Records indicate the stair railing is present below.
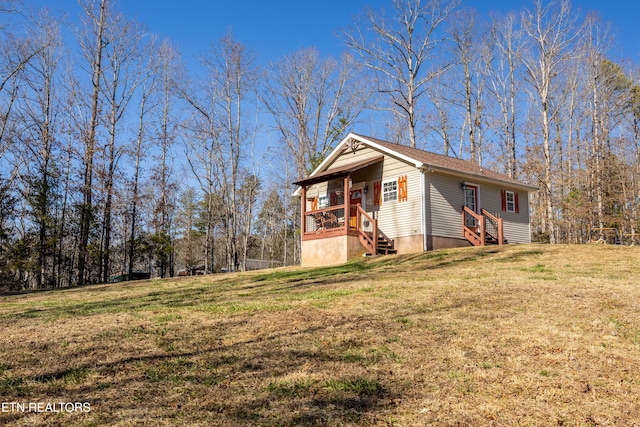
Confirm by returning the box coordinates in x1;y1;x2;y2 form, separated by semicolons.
462;206;485;246
462;206;505;246
481;209;504;245
355;204;377;254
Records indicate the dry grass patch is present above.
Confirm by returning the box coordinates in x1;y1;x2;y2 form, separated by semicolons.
1;244;640;426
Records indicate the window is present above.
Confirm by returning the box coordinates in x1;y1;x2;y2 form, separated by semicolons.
505;191;515;212
382;179;397;203
502;190;519;213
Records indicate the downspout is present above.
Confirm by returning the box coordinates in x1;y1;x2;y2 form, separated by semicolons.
527;192;532;244
420;165;431;251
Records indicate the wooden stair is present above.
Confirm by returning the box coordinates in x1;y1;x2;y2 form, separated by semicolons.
462;207;505;247
354;204;397;256
374;234;397;255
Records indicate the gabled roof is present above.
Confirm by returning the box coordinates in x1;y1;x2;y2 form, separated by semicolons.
354;134;537;191
296;133;537;192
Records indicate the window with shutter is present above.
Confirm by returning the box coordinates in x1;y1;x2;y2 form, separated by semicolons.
503;191;516;213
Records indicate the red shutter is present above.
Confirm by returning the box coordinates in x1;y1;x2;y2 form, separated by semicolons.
515;192;520;214
373;181;382;206
501;190;506;211
330;191;338;206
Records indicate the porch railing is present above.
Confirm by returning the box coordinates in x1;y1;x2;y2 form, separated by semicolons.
303;204;396;254
304;206;346;234
462;206;504;246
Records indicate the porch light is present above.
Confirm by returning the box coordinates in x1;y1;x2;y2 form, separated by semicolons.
461;182;467;191
363;185;369;194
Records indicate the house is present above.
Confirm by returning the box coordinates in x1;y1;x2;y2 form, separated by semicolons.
293;133;538;267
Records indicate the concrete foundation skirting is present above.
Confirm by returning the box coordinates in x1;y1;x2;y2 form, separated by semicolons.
301;235;367;267
393;234;425;254
302;233;470;267
426;235;470;251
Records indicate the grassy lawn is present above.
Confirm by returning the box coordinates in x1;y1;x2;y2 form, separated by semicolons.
1;244;640;426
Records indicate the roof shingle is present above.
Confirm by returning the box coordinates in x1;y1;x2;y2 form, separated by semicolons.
353;133;536;190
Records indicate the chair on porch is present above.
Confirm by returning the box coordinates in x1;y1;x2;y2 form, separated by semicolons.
313;211;340;231
313;213;325;232
323;211;339;229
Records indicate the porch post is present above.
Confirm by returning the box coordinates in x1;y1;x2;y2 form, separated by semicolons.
343;175;350;231
301;185;307;234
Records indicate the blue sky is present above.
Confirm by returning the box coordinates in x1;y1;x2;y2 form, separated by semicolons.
25;0;640;65
17;0;640;184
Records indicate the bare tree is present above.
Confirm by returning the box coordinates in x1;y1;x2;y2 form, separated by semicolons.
128;39;159;276
75;0;108;285
180;34;258;272
488;11;525;178
207;35;258;272
150;40;181;278
262;48;368;177
98;13;144;283
423;71;458;156
449;8;494;164
0;3;49;159
521;0;581;243
345;0;457;148
15;10;63;288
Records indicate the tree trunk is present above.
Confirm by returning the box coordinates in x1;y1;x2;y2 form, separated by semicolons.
78;0;107;286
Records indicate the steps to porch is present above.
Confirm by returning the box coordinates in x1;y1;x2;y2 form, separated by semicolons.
359;231;397;255
462;206;506;247
355;204;397;255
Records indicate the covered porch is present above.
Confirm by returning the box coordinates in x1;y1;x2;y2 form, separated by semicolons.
293;156;395;265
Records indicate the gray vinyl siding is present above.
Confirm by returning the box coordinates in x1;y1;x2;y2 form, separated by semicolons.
426;172;531;244
329;146;423;240
426;173;464;239
478;182;531;244
320;144;531;246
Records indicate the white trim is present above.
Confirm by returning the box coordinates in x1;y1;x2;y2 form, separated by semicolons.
421;169;427;251
527;192;532;244
382;177;398;204
505;190;516;213
463;182;481;212
354;134;425;168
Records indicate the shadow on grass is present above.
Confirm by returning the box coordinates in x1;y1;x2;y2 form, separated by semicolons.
4;312;399;426
1;286;221;320
251;259;369;285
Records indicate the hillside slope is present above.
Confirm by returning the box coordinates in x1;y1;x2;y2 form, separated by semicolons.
1;244;640;426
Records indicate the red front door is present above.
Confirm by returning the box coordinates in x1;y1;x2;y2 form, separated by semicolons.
349;189;362;228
